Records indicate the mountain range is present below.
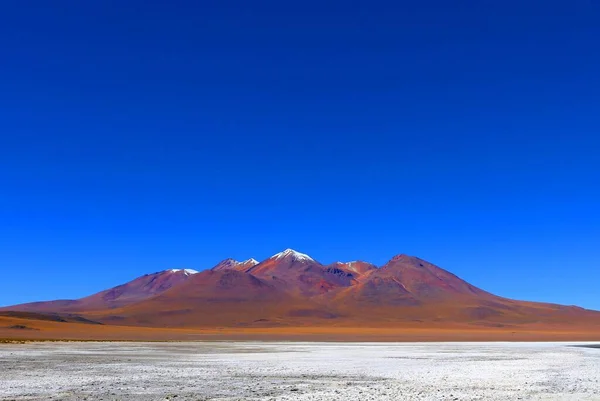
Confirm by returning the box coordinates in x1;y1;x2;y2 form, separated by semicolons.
3;249;599;330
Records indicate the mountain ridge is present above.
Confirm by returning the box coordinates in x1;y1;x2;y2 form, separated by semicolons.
3;249;599;329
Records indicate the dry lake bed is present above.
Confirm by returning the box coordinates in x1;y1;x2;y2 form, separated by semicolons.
1;341;600;400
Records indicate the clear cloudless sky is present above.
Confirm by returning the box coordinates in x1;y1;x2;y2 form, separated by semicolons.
1;1;599;308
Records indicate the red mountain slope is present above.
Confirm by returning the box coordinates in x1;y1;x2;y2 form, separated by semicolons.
332;254;597;325
2;269;198;313
373;254;489;300
96;269;312;327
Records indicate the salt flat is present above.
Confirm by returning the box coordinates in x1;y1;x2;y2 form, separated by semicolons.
1;342;599;400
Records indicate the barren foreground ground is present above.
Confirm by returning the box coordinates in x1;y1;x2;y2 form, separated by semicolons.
1;342;599;400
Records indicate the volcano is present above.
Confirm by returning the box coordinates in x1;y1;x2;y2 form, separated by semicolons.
3;249;599;331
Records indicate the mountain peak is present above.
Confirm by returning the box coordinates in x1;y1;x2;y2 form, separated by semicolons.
270;248;315;262
242;258;259;266
212;258;259;271
166;269;199;276
211;258;240;271
382;254;426;270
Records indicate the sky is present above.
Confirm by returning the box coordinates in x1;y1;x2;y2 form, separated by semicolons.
1;1;599;309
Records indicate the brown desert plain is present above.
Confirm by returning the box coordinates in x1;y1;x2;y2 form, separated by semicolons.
2;249;600;342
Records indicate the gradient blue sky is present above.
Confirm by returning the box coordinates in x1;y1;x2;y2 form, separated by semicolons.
1;1;599;308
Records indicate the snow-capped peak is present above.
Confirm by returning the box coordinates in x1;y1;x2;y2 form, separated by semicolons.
242;258;259;266
167;268;199;276
270;248;315;262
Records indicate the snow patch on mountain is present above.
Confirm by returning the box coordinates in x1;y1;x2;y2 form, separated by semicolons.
167;269;199;276
270;249;315;262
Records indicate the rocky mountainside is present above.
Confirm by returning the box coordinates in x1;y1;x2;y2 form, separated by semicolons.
4;249;599;328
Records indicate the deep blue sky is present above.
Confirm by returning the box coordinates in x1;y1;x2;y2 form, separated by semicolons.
1;1;599;308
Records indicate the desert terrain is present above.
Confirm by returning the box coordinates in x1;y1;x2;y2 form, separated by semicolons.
2;341;600;400
3;312;600;343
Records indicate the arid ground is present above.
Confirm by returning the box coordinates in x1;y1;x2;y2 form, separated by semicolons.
3;314;600;342
2;341;600;400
